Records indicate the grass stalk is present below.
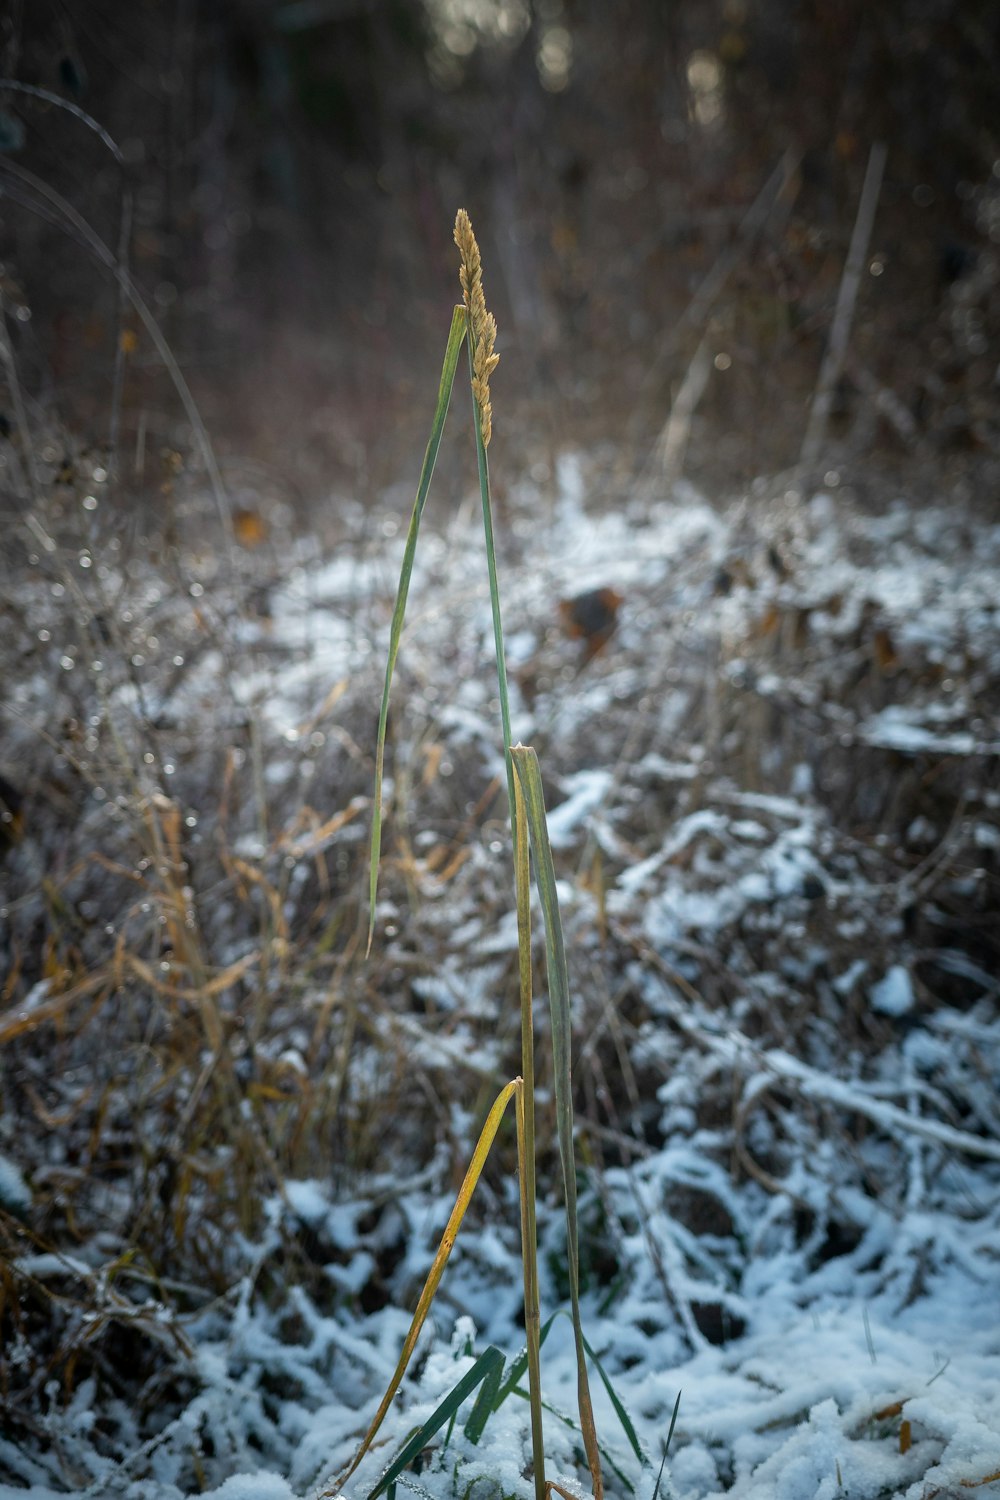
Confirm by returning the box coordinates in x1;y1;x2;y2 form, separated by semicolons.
355;210;605;1497
514;770;546;1498
0;288;40;502
512;743;603;1499
453;207;517;848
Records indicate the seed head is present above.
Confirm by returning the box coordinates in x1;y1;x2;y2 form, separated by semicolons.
454;208;499;446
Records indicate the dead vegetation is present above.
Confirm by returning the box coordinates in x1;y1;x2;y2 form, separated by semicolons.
1;417;998;1491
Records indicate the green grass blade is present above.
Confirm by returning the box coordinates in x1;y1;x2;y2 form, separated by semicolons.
366;1346;505;1499
506;1306;648;1472
664;1389;681;1455
493;1313;557;1408
511;743;603;1499
579;1330;646;1468
367;303;468;955
462;1344;506;1445
466;332;517;849
651;1391;682;1500
501;1307;647;1471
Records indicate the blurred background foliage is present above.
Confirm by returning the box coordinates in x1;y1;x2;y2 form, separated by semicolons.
1;0;998;506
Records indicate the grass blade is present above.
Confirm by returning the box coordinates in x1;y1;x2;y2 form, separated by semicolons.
367;303;468;954
579;1330;646;1468
664;1389;681;1456
511;743;603;1499
325;1078;520;1495
462;1344;507;1445
493;1313;558;1409
366;1345;505;1498
651;1391;682;1500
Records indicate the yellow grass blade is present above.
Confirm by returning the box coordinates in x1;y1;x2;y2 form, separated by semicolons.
325;1077;521;1495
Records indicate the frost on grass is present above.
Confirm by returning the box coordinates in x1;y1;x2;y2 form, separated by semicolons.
1;463;998;1498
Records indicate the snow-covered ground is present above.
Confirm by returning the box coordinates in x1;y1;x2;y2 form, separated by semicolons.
2;456;998;1499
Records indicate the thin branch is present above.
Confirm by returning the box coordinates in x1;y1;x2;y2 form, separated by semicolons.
800;141;888;469
0;158;231;534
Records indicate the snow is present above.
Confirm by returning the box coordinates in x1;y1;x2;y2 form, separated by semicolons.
285;1179;334;1225
861;708;980;756
545;768;614;847
201;1478;296;1500
3;459;999;1500
870;965;915;1017
0;1151;30;1214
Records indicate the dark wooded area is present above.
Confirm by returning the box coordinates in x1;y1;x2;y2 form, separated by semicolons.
2;0;998;506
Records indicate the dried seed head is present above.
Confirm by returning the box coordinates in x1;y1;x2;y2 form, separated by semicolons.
454;208;499;446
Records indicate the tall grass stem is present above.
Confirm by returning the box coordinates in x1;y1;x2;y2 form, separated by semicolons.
512;743;603;1498
514;771;546;1497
